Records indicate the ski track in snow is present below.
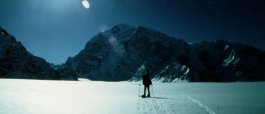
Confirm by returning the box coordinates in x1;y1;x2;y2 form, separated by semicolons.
154;88;171;114
138;85;216;114
184;95;216;114
138;85;172;114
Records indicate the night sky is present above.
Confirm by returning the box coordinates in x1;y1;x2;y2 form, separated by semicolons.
0;0;264;64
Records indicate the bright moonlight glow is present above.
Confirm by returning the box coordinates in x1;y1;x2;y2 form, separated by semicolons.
82;0;90;9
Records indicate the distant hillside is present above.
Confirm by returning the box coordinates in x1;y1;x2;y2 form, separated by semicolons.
0;27;77;80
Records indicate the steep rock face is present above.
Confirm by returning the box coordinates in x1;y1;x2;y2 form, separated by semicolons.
64;24;190;81
228;43;265;81
186;40;265;82
64;24;136;81
64;24;265;82
0;27;63;80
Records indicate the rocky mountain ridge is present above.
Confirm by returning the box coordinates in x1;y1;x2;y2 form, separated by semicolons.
63;24;265;82
1;24;264;82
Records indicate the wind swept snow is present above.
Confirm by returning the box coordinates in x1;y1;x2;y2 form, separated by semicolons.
0;79;265;114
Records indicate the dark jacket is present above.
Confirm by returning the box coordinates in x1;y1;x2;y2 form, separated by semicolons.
143;73;152;86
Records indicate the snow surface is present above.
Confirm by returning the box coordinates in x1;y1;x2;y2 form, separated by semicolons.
0;79;265;114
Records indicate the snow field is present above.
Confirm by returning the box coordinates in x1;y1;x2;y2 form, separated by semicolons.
0;79;265;114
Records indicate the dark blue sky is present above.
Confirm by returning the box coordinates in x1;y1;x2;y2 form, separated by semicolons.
0;0;264;64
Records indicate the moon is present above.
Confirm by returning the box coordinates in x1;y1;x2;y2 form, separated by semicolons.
82;0;90;9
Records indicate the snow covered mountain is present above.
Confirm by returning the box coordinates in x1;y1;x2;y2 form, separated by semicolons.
63;24;265;82
0;27;76;80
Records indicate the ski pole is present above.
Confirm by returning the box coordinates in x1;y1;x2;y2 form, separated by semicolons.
151;84;154;97
134;83;141;97
138;83;141;97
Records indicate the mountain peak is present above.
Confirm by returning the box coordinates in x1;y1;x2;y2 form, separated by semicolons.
0;27;16;42
0;27;76;80
110;24;135;34
0;27;8;37
112;24;134;29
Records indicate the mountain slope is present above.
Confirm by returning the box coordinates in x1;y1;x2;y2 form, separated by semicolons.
63;24;265;82
0;27;76;80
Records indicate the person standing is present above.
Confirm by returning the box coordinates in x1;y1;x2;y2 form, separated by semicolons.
142;69;152;98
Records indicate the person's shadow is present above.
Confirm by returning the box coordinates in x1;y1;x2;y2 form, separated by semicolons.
149;97;173;99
